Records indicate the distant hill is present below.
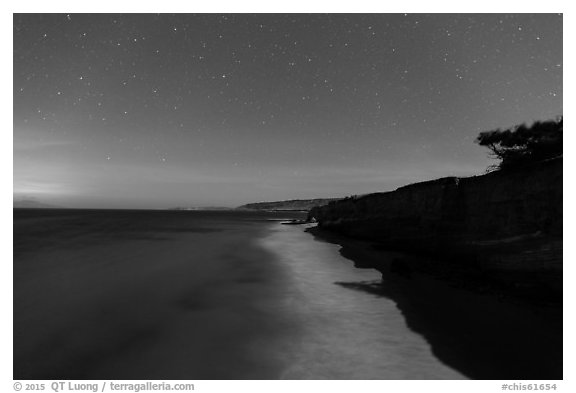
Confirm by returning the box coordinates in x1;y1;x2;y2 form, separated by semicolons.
169;206;233;211
13;199;58;209
237;198;339;212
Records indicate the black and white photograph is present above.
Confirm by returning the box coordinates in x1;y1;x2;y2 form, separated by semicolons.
11;5;564;386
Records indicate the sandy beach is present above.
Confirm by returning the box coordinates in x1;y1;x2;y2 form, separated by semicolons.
14;209;560;379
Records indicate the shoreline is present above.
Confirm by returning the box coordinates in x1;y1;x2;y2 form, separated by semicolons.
307;225;562;305
260;222;466;379
307;158;562;296
14;209;562;380
305;225;562;379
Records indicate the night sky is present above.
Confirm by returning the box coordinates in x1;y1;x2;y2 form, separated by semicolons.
13;14;563;208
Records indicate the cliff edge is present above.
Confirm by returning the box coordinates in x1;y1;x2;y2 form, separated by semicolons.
308;158;562;294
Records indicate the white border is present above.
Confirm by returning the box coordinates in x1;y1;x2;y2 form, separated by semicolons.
4;2;571;392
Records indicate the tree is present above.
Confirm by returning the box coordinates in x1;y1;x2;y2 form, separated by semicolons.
475;116;562;170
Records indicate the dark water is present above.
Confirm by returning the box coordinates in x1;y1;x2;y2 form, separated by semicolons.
13;209;560;379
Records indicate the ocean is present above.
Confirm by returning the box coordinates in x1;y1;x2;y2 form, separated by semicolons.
13;209;560;379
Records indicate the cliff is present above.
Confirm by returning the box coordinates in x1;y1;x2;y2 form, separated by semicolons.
238;198;339;212
308;158;562;290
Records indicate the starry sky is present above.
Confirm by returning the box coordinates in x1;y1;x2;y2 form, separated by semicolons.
13;14;562;209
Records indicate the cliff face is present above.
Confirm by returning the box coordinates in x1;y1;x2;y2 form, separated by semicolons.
309;158;562;274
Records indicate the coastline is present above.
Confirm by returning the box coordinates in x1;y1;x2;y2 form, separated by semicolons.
13;209;562;379
259;222;465;379
305;225;562;379
307;158;562;306
308;158;562;273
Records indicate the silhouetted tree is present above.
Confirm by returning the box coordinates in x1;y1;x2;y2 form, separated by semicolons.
476;116;562;170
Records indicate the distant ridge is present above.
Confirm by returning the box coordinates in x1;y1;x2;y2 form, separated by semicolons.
237;198;339;212
13;199;59;209
169;206;233;211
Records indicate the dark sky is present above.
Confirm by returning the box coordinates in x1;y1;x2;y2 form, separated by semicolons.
13;14;562;208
